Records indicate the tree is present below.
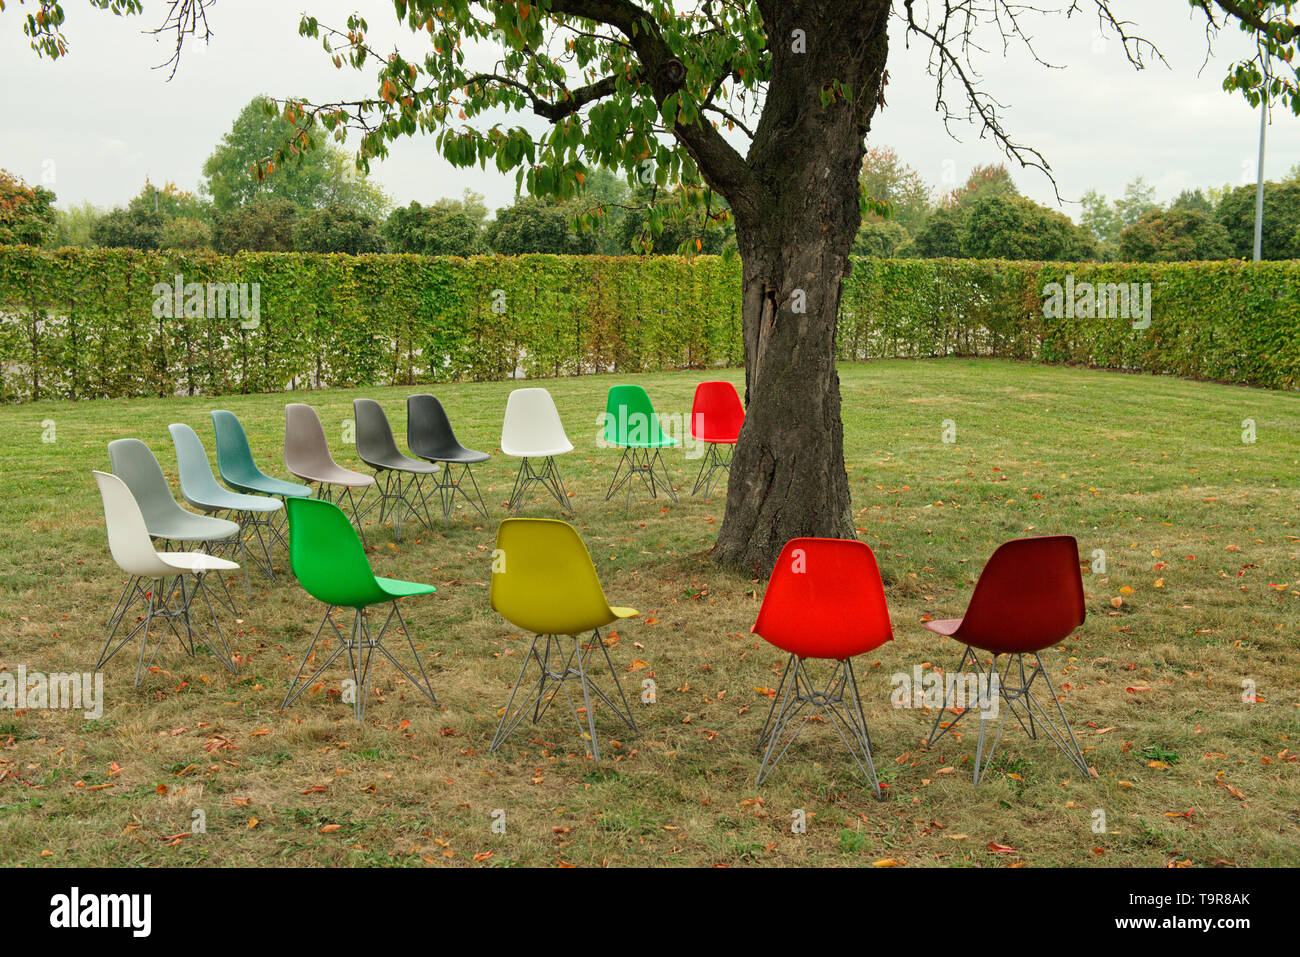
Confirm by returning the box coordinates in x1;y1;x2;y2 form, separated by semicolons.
1170;188;1214;215
852;219;910;257
615;183;734;254
486;197;597;255
962;194;1096;261
17;2;1300;574
213;199;299;253
906;206;966;258
201;96;389;217
0;169;57;246
385;200;485;255
54;200;101;247
1118;208;1232;261
90;206;164;250
944;163;1018;209
1213;180;1300;259
1080;189;1124;246
294;204;386;254
859;147;930;234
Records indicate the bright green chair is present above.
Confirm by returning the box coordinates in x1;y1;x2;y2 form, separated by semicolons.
281;497;438;721
603;384;678;506
489;518;638;759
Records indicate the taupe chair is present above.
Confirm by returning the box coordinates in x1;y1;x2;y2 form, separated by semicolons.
283;403;375;546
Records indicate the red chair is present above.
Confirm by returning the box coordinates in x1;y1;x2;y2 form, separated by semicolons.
688;381;744;496
923;535;1090;783
751;538;893;795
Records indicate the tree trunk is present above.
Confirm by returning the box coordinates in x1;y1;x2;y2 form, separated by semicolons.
712;2;890;576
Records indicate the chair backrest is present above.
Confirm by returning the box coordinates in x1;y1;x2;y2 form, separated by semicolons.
690;381;744;443
501;388;570;456
953;535;1086;653
211;409;263;486
604;384;667;447
407;393;459;460
490;519;617;635
284;403;338;476
92;470;171;577
169;423;226;506
286;497;386;608
353;398;402;466
107;438;187;533
752;538;893;660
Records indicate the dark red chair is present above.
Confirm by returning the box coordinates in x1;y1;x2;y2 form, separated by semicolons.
751;538;893;796
923;535;1090;783
688;381;744;496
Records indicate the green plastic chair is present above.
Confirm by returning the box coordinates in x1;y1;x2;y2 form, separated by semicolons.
489;518;638;759
603;385;678;506
281;497;438;721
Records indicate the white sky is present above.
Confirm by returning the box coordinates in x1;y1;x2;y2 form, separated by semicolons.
1;1;1296;221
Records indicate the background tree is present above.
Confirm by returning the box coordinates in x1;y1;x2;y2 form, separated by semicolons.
201;95;389;217
615;183;734;254
486;197;597;256
1213;180;1300;259
853;219;910;257
1118;208;1232;261
294;204;386;254
962;194;1095;260
213;199;299;253
53;200;101;247
90;205;163;250
858;146;931;235
17;1;1300;574
385;200;485;255
0;169;57;246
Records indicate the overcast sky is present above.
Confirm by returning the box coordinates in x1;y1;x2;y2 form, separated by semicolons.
2;1;1297;222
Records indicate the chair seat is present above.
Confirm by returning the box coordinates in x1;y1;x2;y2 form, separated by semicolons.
362;451;441;474
375;576;438;600
923;618;964;637
610;606;638;619
150;512;241;543
501;438;574;458
695;433;738;445
290;464;376;487
415;445;490;465
188;487;283;514
230;473;312;498
618;435;678;449
159;551;240;574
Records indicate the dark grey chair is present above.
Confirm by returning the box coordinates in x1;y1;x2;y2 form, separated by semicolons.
407;393;490;520
353;398;438;540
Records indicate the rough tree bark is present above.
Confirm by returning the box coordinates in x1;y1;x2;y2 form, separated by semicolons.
711;1;891;576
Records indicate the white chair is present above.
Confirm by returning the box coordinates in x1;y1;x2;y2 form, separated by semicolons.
93;470;240;686
501;388;574;513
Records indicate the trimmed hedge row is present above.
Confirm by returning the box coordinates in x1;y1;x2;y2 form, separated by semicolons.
2;247;1297;401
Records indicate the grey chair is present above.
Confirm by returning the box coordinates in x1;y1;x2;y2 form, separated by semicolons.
170;423;282;592
352;398;438;541
283;403;375;546
107;437;242;625
407;394;491;520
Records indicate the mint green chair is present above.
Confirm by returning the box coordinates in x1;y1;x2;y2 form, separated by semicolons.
280;497;438;721
603;384;678;506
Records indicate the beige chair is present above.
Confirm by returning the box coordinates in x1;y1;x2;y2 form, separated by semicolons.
284;403;376;546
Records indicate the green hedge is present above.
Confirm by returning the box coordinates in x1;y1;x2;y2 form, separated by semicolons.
2;247;1297;401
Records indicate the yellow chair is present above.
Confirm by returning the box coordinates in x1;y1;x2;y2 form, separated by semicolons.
489;518;639;759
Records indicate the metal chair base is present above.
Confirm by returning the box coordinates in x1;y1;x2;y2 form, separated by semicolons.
605;447;678;507
313;483;372;548
690;442;732;496
358;470;434;542
756;654;882;798
433;461;490;521
507;456;572;514
98;574;238;686
925;646;1090;783
490;629;636;760
280;601;438;722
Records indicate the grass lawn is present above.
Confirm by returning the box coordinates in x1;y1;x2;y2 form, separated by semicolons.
1;357;1298;868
